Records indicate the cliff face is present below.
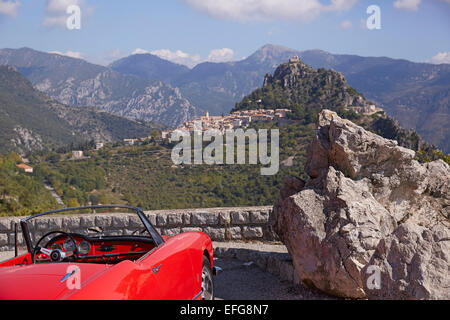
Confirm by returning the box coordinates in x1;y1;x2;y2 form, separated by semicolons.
273;110;449;299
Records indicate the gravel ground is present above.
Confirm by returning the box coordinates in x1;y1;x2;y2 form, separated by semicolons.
214;257;334;300
213;241;288;253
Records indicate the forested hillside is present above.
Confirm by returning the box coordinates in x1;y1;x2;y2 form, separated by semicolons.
0;153;57;216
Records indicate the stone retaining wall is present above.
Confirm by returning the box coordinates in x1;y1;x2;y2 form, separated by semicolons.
0;206;276;251
213;245;298;285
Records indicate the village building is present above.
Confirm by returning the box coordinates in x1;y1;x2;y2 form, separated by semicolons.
16;163;33;173
274;108;291;118
72;151;84;159
169;108;291;136
123;139;139;146
139;136;152;142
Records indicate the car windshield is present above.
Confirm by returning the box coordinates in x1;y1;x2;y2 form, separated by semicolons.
19;205;163;264
24;206;150;248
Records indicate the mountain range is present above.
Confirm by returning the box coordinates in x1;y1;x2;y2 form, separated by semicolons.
1;50;447;216
0;44;448;152
111;44;450;153
0;65;163;154
0;48;200;127
25;57;448;215
110;44;301;117
235;58;436;156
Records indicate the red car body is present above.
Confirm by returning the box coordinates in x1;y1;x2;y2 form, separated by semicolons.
0;205;215;300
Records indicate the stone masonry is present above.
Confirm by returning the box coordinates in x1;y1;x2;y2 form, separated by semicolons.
0;206;276;252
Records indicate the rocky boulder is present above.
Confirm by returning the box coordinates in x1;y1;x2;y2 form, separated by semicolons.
273;110;449;299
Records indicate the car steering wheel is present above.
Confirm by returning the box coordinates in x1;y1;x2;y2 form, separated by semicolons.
32;231;79;264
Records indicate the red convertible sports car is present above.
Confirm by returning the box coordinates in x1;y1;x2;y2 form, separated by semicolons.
0;205;219;300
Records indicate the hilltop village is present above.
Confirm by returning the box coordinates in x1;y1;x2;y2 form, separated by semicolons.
161;108;291;139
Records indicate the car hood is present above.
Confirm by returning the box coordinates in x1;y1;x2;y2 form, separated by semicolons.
0;263;109;300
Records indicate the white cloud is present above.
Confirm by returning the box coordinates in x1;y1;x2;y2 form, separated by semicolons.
0;0;20;17
182;0;358;22
149;49;203;68
394;0;450;10
207;48;235;63
133;48;236;68
132;48;151;55
46;0;82;12
340;20;352;29
393;0;421;11
49;50;84;59
428;52;450;64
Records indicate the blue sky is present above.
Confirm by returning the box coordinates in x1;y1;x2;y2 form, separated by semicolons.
0;0;449;67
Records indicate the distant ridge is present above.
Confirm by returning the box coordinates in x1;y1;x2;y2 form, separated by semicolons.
0;47;201;127
109;44;450;152
0;65;163;154
234;57;443;159
109;53;189;84
2;45;447;151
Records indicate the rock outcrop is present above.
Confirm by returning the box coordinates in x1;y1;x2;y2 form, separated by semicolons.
273;110;449;299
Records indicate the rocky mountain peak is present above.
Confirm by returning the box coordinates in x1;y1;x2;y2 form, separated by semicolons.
263;57;316;87
273;110;449;299
236;57;371;115
247;44;301;67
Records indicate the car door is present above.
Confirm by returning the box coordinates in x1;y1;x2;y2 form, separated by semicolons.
138;234;200;300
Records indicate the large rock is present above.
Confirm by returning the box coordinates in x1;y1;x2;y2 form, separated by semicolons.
274;110;449;299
